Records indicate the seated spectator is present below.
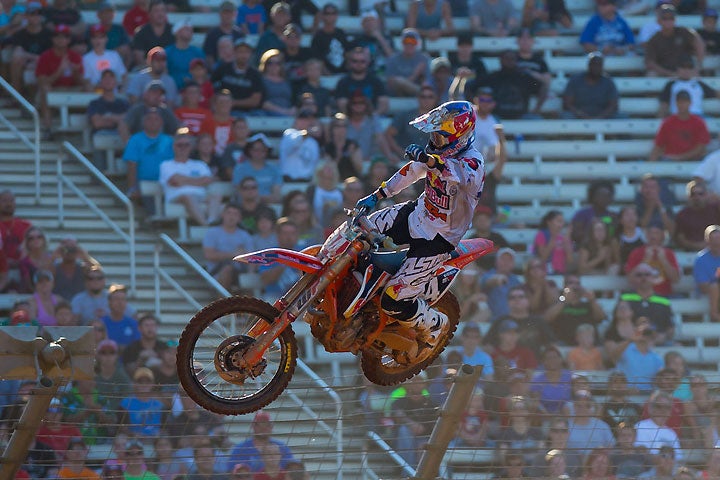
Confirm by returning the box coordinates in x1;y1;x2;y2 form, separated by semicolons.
87;70;130;170
451;262;490;323
675;182;720;251
159;128;218;226
202;203;253;291
307;161;343;226
384;29;430;97
165;19;203;90
151;435;185;480
480;248;522;321
567;323;604;371
579;218;619;274
71;266;135;324
623;261;675;341
612;315;664;393
42;0;85;38
562;52;621;120
102;284;140;348
474;50;543;119
123;440;161;480
699;445;720;477
199;89;235;156
614;205;645;268
122;0;149;39
645;4;705;76
258;49;295;117
94;339;132;412
93;2;131;66
309;3;347;74
229;178;272;235
570;180;617;246
83;24;126;90
599;371;643;431
121;313;166;375
346;92;393;163
346;11;394;77
335;46;389;115
6;2;51;94
259;218;302;301
489;319;538;372
405;0;454;40
123;107;175;204
698;8;720;54
427;56;454;103
324;113;363;180
194;133;228;183
283;191;323;249
609;422;648;478
279;109;323;182
251;208;279;251
528;419;582;477
18;226;54;293
118;368;164;437
469;87;500;163
57;437;98;480
635;173;675;233
131;0;173;66
582;448;617;480
494;452;526;479
664;351;692;400
236;0;265;35
54;301;77;326
220;116;251;168
35;25;85;135
521;256;557;317
567;390;616;455
281;23;312;89
119;80;180;143
580;0;635;55
495;395;544;465
226;411;297;473
531;210;573;274
470;0;520;36
528;345;571;414
151;340;179;399
389;374;436;467
544;449;573;478
0;189;32;291
200;2;242;67
521;0;572;35
127;46;179;107
27;270;63;326
36;398;83;454
453;322;494;376
232;133;283;204
641;368;691;440
340;177;366;212
694;224;720;294
61;379;115;444
649;90;710;162
625;225;680;297
211;38;263;115
659;58;717;118
515;29;552;108
296;59;333;117
638;444;678;478
254;2;291;64
174;81;213;135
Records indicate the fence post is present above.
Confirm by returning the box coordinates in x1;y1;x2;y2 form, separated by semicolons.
413;364;483;480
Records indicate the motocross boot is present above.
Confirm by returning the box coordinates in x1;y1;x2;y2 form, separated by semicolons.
401;298;448;348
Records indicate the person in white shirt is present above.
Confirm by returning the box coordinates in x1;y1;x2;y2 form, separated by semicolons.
693;149;720;196
636;1;665;45
83;24;126;90
279;109;322;182
634;391;683;462
472;86;500;161
159;128;217;225
658;56;718;117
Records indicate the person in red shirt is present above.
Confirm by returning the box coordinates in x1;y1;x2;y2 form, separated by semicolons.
35;24;85;132
200;89;235;155
36;400;83;454
188;58;214;109
174;81;212;135
489;319;538;372
0;189;33;291
625;223;681;296
122;0;149;38
649;89;710;162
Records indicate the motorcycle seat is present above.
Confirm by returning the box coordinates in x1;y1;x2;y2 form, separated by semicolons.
370;249;408;275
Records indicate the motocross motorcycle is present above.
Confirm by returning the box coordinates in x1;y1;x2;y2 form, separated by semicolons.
177;209;495;415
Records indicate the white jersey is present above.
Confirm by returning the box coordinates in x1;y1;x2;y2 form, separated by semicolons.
381;145;485;245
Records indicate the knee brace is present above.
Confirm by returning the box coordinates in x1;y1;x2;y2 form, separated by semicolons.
380;293;418;321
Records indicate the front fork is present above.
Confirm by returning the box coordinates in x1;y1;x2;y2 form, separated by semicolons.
236;241;365;369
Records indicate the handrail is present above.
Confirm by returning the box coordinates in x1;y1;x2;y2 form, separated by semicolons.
59;142;136;294
0;76;41;204
155;233;345;480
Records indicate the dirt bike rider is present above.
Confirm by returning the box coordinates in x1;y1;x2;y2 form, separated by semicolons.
355;100;485;348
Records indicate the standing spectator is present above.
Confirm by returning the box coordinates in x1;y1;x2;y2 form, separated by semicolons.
159;129;217;226
612;315;664;392
562;52;620;119
529;345;572;414
475;50;544;119
226;411;297;473
101;284;140;348
566;390;616;456
613;205;645;268
123;108;175;203
635;173;675;233
165;19;204;90
645;3;705;76
578;218;619;274
384;29;430;97
481;247;522;320
674;181;720;251
469;0;520;36
310;3;348;74
698;8;720;54
82;24;127;90
658;57;717;117
232;133;283;203
27;270;62;326
122;440;161;479
405;0;454;40
94;2;131;66
579;0;635;55
127;47;179;107
531;210;573;274
258;49;295;116
634;392;683;460
650;90;710;162
35;24;85;135
53;236;98;302
625;224;680;296
131;0;174;66
211;39;264;115
521;0;572;35
335;46;389;115
121;313;166;375
120;80;180;142
6;2;52;94
570;180;617;246
693;224;720;294
122;0;149;39
598;371;643;431
202;203;254;291
202;1;243;67
279;110;322;182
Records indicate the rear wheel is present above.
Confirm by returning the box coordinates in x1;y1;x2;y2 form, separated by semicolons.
176;296;297;415
360;293;460;386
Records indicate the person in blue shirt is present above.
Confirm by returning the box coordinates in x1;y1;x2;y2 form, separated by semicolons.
454;321;494;378
231;133;283;204
101;284;140;348
480;247;522;321
225;411;297;473
611;317;663;393
579;0;635;55
165;19;204;89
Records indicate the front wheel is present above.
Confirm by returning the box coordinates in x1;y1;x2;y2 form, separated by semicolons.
176;296;297;415
360;292;460;386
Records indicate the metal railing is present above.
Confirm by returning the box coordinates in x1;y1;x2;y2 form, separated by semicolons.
154;233;345;479
0;76;41;204
58;142;136;294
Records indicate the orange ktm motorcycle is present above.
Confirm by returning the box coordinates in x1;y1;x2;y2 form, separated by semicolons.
177;209;494;415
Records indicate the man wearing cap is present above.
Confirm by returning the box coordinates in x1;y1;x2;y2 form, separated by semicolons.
43;0;86;38
279;109;322;182
35;24;85;132
335;46;389;115
562;52;620;119
645;4;705;76
383;28;430;97
255;2;291;64
649;89;709;162
6;2;52;92
566;390;616;456
658;57;718;117
621;261;675;341
83;24;127;89
174;80;212;134
480;246;522;320
210;39;264;113
346;10;394;75
310;3;348;74
120;79;180;142
131;0;173;66
202;0;244;67
488;318;538;371
579;0;635;55
166;19;204;89
127;46;179;107
122;440;161;480
226;411;297;473
611;315;664;392
95;2;130;63
699;8;720;54
282;23;312;86
232;133;283;203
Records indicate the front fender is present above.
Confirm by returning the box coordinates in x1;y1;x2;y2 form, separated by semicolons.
234;248;323;274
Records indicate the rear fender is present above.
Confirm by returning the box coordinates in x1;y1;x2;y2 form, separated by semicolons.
446;238;496;269
234;248;323;274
